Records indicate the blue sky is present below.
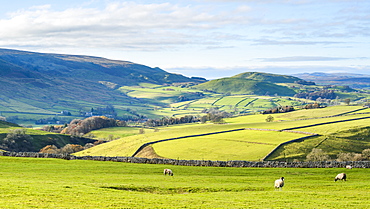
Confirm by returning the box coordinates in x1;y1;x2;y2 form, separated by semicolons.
0;0;369;79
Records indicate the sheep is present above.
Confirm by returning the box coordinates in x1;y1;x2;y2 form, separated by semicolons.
334;173;346;182
346;165;352;169
274;177;284;190
163;168;173;176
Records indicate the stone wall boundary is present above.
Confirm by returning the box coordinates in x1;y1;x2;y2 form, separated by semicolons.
1;151;369;168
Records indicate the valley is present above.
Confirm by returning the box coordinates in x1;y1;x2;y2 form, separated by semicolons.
1;48;370;163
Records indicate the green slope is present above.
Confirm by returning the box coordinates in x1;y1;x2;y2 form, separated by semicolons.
0;48;205;124
232;71;303;83
0;121;94;152
194;77;296;96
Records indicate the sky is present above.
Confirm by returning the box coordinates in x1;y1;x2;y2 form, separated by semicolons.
0;0;369;79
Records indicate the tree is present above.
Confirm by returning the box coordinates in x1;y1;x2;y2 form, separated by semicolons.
362;149;370;160
39;145;59;154
265;115;274;122
59;144;84;154
200;115;208;124
344;98;351;105
306;148;330;161
61;116;122;135
139;128;145;134
1;129;33;151
336;152;356;161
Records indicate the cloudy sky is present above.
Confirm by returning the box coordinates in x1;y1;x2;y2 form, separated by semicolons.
0;0;369;79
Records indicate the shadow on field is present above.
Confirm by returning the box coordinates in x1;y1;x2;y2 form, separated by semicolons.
102;185;266;194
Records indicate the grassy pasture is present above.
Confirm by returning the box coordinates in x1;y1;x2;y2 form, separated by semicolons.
152;130;302;161
77;105;370;161
276;105;364;121
0;98;57;114
0;156;369;209
88;127;155;140
76;123;253;157
269;124;370;161
213;96;247;106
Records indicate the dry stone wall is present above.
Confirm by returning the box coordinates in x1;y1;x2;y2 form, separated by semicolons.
1;151;369;168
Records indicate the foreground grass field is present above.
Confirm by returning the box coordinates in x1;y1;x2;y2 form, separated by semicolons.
0;156;369;209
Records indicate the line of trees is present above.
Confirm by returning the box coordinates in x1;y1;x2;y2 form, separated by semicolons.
144;109;233;127
262;106;295;114
294;90;336;100
0;129;33;152
305;148;370;162
145;115;198;127
59;116;127;136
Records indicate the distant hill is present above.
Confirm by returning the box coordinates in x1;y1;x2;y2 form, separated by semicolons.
194;73;297;96
233;72;303;83
0;120;21;129
0;48;199;85
294;72;370;89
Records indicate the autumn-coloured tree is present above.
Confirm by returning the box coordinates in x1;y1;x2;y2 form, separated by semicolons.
59;144;84;154
61;116;123;136
39;145;59;154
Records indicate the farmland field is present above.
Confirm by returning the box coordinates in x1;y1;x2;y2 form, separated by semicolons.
0;156;369;209
77;105;370;161
152;130;302;161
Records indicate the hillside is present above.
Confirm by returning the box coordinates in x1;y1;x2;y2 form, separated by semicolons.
194;77;297;96
233;72;303;83
0;48;205;124
0;120;94;152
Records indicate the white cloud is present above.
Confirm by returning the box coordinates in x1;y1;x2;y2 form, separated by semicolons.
0;2;252;51
259;56;350;62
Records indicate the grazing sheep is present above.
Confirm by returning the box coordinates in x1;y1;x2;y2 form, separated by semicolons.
346;165;352;169
334;173;346;181
163;169;173;176
274;177;284;190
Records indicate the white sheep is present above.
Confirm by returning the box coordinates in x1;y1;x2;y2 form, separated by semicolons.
274;177;284;190
163;168;173;176
346;165;352;169
334;173;346;182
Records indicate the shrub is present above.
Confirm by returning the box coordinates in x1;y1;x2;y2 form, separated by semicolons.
62;116;122;135
60;144;84;154
39;145;59;154
336;152;356;161
265;115;274;122
306;148;330;162
1;129;33;152
362;149;370;160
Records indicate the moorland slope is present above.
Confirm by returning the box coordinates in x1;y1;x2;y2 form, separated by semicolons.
0;48;204;118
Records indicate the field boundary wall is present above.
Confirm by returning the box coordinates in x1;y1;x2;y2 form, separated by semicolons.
1;151;369;168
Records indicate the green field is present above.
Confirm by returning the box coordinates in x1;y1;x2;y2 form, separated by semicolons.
0;156;369;209
87;127;154;140
75;105;370;161
152;130;302;161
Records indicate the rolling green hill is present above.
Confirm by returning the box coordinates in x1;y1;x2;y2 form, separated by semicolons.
233;71;303;83
194;77;297;96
